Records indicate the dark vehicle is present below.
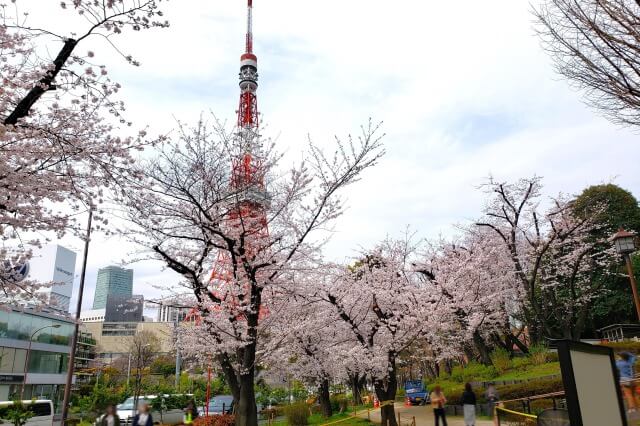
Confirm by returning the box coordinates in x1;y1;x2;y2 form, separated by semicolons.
199;395;234;416
404;380;429;405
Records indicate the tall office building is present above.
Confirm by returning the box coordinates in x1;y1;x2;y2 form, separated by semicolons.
28;244;77;313
92;266;133;310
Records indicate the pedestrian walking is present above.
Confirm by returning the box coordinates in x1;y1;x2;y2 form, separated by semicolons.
132;403;154;426
616;351;637;413
484;383;499;416
429;385;447;426
461;383;476;426
96;405;120;426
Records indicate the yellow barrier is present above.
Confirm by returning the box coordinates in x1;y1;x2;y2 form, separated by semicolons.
496;407;537;419
495;406;537;425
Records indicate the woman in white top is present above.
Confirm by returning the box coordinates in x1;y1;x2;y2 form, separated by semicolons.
132;403;153;426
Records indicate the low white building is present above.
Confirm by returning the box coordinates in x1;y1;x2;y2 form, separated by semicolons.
79;309;106;323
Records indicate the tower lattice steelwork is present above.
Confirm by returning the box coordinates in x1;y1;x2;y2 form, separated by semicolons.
208;0;270;307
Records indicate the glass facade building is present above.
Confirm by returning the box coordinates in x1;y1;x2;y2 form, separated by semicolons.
0;308;74;410
92;266;134;310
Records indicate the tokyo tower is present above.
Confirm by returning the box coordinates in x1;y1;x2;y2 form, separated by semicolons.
209;0;270;309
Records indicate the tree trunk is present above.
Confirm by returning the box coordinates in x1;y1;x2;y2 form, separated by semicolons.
380;403;397;426
235;371;258;426
374;353;398;426
506;332;530;354
473;330;493;365
318;379;332;418
349;373;365;406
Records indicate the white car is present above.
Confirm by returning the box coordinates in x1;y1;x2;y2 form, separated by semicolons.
0;400;54;426
116;395;185;425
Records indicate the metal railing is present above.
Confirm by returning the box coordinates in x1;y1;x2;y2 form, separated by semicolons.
494;391;566;425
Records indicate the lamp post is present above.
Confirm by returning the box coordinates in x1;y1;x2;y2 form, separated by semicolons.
61;209;93;425
612;228;640;321
21;324;61;400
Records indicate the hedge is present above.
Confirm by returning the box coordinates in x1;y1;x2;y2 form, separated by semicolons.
445;378;563;406
599;341;640;353
193;415;235;426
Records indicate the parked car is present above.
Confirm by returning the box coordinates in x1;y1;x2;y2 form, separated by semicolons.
0;400;53;426
198;395;234;416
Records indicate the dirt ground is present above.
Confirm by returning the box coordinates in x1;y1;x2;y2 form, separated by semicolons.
357;403;494;426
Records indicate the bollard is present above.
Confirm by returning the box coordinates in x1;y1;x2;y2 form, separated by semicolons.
367;408;370;421
397;412;401;426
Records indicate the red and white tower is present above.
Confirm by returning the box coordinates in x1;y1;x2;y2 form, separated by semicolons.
209;0;269;305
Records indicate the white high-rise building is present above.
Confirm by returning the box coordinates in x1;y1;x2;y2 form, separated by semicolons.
157;303;189;323
28;245;77;313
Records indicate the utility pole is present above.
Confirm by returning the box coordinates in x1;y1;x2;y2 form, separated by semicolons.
61;209;92;424
174;320;181;389
127;352;132;387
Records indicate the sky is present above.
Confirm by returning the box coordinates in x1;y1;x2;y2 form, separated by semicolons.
21;1;640;314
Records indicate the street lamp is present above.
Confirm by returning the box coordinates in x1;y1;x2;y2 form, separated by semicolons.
21;324;61;400
612;228;640;321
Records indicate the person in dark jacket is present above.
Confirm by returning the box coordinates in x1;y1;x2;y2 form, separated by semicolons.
461;383;476;426
132;403;153;426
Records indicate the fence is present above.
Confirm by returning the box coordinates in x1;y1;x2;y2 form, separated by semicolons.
495;390;567;425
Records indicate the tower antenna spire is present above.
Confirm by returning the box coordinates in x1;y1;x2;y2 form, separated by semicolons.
246;0;253;54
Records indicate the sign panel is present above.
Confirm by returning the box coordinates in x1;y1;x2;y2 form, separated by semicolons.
0;375;24;383
557;340;627;426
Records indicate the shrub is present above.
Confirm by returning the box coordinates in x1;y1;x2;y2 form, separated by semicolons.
528;344;549;366
445;378;563;406
6;401;34;426
193;414;235;426
461;362;498;382
497;378;563;402
284;402;310;426
329;394;349;413
490;348;511;375
511;357;532;370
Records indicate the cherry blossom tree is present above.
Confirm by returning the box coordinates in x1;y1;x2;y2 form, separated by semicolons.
475;176;618;342
416;229;520;364
0;0;168;302
262;293;344;418
122;118;384;426
316;238;432;426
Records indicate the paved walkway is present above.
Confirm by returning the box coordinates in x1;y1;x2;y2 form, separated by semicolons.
358;403;493;426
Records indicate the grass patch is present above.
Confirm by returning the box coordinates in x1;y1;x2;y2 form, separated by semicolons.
493;362;560;381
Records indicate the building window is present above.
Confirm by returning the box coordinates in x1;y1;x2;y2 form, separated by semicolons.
0;311;73;346
28;351;68;374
